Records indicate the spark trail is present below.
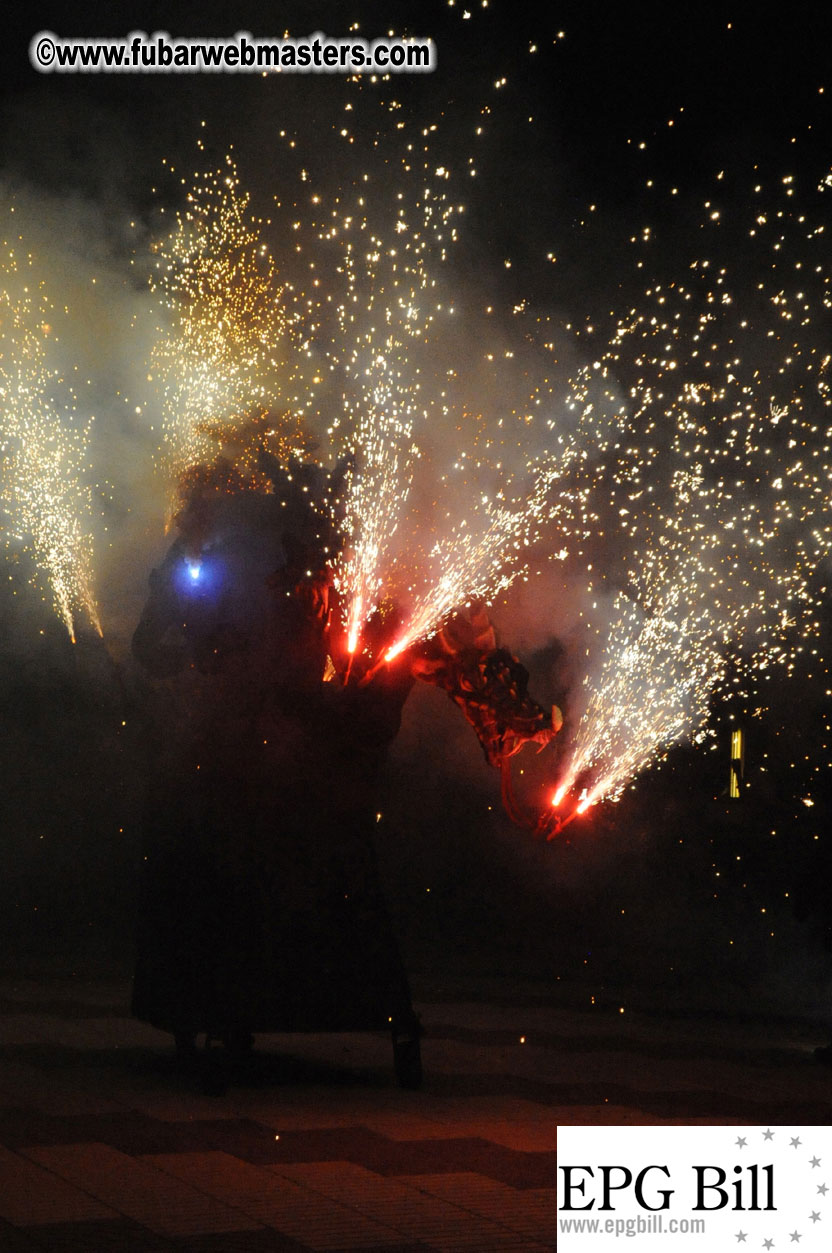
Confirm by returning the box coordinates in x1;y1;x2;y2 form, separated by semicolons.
277;79;624;660
0;248;101;642
312;123;464;653
552;165;832;813
150;150;302;511
148;107;832;823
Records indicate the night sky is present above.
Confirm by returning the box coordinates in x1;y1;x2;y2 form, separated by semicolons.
2;2;832;1023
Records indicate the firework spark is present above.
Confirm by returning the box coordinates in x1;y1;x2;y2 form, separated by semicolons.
552;164;832;813
323;154;462;653
150;150;303;510
147;100;832;826
0;248;101;642
275;81;626;662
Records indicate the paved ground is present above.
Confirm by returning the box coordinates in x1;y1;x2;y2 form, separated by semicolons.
0;973;830;1252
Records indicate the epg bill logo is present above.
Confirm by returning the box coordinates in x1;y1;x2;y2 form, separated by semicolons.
557;1126;830;1250
561;1161;774;1212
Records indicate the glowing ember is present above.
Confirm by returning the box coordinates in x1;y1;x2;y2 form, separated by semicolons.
346;594;363;655
384;637;408;663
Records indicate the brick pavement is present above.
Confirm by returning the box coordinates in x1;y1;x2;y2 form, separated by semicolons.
0;976;829;1251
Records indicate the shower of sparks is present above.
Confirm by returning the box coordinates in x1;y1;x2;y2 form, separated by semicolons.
0;249;101;642
276;77;623;660
151;77;621;665
384;413;614;661
310;118;464;653
150;149;303;510
553;528;727;812
335;325;424;655
552;164;832;813
145;75;832;817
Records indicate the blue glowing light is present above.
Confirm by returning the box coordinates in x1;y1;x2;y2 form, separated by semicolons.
176;554;219;596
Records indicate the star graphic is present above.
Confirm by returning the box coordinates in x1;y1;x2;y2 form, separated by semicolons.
736;1136;748;1149
763;1242;774;1251
736;1233;747;1244
763;1128;775;1141
819;1183;829;1196
789;1232;802;1243
810;1156;821;1168
810;1211;821;1223
790;1137;802;1149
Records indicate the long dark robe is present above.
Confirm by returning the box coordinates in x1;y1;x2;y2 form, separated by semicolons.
131;514;414;1039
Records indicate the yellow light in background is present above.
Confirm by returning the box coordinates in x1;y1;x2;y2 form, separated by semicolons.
729;727;745;799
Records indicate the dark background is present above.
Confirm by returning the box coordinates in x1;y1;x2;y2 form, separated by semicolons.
1;2;832;1023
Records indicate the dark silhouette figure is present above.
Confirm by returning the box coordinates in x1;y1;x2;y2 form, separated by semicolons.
131;462;558;1090
131;473;421;1087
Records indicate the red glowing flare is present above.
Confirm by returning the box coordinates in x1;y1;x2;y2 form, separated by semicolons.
346;595;363;655
385;638;407;663
576;796;592;815
552;783;569;807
